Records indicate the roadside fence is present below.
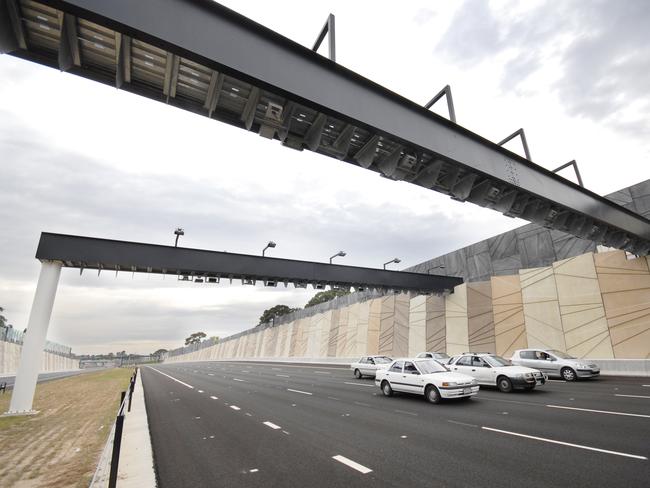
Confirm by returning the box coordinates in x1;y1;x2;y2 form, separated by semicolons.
89;367;138;488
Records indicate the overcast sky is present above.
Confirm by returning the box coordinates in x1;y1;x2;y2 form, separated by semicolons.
0;0;648;355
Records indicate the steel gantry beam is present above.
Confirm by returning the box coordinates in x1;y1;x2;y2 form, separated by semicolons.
2;0;650;255
35;233;463;293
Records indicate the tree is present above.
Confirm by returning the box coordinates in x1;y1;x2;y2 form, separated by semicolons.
0;306;6;328
185;331;206;345
304;289;350;308
152;348;168;358
258;305;297;326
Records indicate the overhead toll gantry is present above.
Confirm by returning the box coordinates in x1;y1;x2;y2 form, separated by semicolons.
35;232;463;294
1;0;650;255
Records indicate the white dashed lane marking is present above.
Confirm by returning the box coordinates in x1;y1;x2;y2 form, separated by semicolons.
615;394;650;399
343;382;374;387
148;367;194;389
287;388;313;395
210;396;218;400
276;374;290;378
547;404;650;418
482;427;648;460
230;405;241;411
263;421;281;430
233;378;246;382
332;455;373;474
394;409;418;416
198;390;204;393
314;371;331;374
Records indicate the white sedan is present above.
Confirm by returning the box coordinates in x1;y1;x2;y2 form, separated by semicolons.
448;353;546;392
350;355;393;378
375;358;479;404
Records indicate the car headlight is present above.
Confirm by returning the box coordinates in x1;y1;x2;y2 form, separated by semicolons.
442;382;458;387
524;372;533;378
471;379;478;385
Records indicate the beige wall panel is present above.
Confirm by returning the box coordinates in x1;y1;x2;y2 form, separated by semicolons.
367;298;382;355
491;275;527;357
408;295;427;356
554;253;613;358
378;296;395;355
328;309;340;357
254;330;264;357
345;303;360;357
425;295;446;353
335;307;350;357
265;327;279;357
520;266;566;351
275;324;288;357
318;311;332;357
445;283;469;355
283;323;295;357
596;251;650;358
289;320;300;357
294;318;309;357
467;281;496;354
306;314;321;358
355;300;370;356
393;294;410;357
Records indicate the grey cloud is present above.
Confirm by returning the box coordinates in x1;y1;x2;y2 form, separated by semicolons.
1;111;504;354
435;0;650;138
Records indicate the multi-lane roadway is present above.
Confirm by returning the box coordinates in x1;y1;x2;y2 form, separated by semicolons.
142;361;650;488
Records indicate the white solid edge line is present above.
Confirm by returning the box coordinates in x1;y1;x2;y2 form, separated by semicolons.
276;374;290;377
482;426;647;460
230;405;241;410
344;382;375;387
615;394;650;399
233;378;246;382
210;396;218;400
263;421;281;430
332;455;373;474
287;388;313;395
148;367;194;389
547;404;650;418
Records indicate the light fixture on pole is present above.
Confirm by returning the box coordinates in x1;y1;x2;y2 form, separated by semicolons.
174;228;184;247
262;241;276;256
427;264;446;274
329;251;346;264
383;258;401;270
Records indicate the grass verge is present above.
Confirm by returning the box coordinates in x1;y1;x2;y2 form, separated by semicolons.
0;368;133;488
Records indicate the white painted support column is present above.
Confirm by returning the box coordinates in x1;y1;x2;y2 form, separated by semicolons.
6;261;62;415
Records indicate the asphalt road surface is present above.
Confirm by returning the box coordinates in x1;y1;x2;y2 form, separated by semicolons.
142;361;650;488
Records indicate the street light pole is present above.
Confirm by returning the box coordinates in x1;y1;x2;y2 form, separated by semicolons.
329;251;346;264
427;264;446;274
174;228;184;247
262;241;276;256
383;258;401;270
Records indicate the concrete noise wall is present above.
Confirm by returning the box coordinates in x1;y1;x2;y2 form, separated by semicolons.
167;250;650;363
0;341;79;376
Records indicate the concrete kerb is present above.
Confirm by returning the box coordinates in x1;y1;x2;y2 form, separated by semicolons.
90;371;156;488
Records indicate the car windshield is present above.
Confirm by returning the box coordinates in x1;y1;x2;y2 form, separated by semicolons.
415;359;448;374
547;350;576;359
374;356;392;364
484;355;512;367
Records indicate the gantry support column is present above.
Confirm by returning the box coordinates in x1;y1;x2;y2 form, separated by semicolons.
5;260;62;415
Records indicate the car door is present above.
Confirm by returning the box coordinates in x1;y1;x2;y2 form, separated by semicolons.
357;357;370;375
450;355;473;377
530;350;556;375
402;361;425;394
472;356;496;385
516;350;537;368
384;361;405;391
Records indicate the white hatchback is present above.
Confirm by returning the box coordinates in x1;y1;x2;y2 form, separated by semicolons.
375;358;479;404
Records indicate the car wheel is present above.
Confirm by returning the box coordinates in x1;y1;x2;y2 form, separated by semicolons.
497;376;513;393
425;385;441;404
561;367;577;382
381;380;393;397
354;369;363;379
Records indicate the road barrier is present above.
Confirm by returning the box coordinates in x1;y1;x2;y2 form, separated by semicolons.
100;367;138;488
